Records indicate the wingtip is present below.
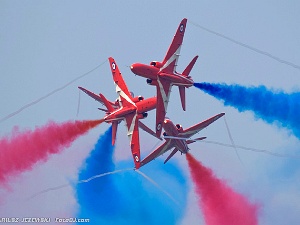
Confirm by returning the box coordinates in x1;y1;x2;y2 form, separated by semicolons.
135;162;141;170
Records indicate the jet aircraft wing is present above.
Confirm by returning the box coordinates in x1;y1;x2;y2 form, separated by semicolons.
124;112;141;169
155;77;172;137
109;57;135;108
78;86;117;108
180;113;225;139
160;18;187;74
140;139;173;167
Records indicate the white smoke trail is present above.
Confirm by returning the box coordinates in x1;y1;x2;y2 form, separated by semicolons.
201;140;300;159
189;20;300;71
136;170;180;206
223;116;243;164
27;168;132;200
0;60;107;124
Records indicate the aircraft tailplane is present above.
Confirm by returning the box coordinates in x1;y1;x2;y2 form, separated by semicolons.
182;55;198;77
186;137;206;144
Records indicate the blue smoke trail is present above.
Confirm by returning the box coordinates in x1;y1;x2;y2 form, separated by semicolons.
76;126;188;224
194;82;300;139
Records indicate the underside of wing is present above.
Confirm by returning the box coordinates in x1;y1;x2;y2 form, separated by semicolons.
124;112;141;169
155;78;172;137
139;121;162;140
160;18;187;74
164;147;179;164
78;86;117;108
78;86;104;104
180;113;225;138
140;140;173;167
108;57;135;108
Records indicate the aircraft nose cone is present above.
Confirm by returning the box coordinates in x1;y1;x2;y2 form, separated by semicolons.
130;64;136;72
130;63;139;75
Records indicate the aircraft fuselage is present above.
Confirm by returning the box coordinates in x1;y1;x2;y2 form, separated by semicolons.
131;64;194;87
103;96;156;122
136;96;157;114
163;119;189;154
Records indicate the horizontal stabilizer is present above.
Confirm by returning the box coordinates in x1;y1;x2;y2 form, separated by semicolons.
182;55;198;77
186;137;206;144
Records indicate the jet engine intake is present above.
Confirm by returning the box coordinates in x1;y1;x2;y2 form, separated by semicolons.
137;112;148;119
150;61;163;68
146;79;158;86
176;124;183;132
132;95;144;102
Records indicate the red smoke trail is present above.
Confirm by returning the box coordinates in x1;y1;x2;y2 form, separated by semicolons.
186;153;258;225
0;119;103;185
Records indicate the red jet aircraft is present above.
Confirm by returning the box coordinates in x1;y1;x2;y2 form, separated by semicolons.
79;57;156;169
139;113;225;167
130;18;198;138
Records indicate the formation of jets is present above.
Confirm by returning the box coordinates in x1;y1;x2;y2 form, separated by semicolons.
79;18;224;169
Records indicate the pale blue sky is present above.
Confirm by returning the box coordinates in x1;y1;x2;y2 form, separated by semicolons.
1;1;300;224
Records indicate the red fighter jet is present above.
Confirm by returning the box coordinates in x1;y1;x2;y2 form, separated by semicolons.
130;18;198;138
79;57;156;169
139;113;225;168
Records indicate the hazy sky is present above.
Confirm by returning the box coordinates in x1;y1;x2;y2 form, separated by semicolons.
1;1;300;224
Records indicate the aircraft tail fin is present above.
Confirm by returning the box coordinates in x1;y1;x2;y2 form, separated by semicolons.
99;93;115;113
164;148;179;164
182;55;198;77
